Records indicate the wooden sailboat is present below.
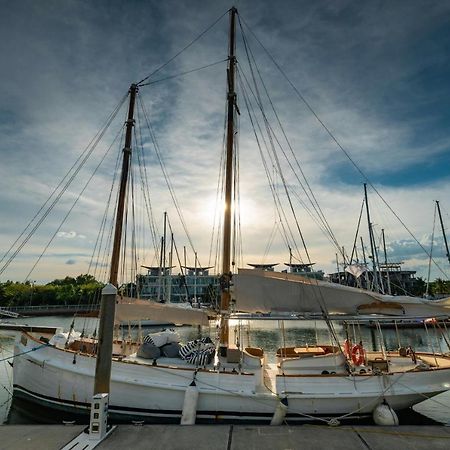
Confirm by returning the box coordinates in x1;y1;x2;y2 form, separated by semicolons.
12;7;450;425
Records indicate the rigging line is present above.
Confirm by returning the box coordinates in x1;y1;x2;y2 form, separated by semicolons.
238;59;343;263
138;96;201;267
350;199;365;264
134;109;160;262
129;156;138;293
240;16;447;278
88;127;125;275
95;163;120;284
237;72;296;256
208;101;227;268
137;115;160;259
241;58;339;335
0;93;128;277
236;59;311;264
5;107;123;280
239;20;341;254
238;64;338;251
119;169;130;289
232;107;240;271
137;109;159;260
91;105;127;284
0;343;50;363
137;9;230;85
239;68;309;259
262;221;277;262
239;79;298;258
139;59;228;87
24;118;124;282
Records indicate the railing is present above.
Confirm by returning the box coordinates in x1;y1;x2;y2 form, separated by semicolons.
3;304;100;313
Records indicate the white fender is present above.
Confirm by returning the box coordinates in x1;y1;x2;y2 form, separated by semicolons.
373;401;399;426
270;398;288;426
180;381;199;425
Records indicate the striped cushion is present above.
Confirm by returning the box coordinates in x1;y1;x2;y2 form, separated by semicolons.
179;339;215;365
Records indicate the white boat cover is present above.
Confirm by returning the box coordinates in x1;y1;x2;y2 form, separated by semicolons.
233;269;450;316
115;298;214;326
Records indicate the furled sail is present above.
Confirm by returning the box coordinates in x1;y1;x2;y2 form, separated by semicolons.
233;269;450;316
115;297;215;326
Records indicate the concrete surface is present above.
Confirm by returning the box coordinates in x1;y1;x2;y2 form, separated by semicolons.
0;425;85;450
2;424;450;450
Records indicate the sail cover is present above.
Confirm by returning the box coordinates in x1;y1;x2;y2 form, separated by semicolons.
115;298;214;326
233;269;450;316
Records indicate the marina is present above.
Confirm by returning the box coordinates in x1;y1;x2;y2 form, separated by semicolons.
1;1;450;448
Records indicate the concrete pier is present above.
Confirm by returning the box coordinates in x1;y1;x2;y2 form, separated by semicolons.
1;424;450;450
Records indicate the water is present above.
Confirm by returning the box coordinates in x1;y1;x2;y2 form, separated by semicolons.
1;316;450;424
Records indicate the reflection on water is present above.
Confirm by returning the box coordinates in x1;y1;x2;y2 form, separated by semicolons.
1;316;450;424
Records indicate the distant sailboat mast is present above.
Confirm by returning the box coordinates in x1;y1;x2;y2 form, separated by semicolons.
219;7;237;356
436;200;450;265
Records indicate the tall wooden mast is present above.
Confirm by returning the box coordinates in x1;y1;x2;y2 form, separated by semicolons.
94;83;137;395
219;7;237;356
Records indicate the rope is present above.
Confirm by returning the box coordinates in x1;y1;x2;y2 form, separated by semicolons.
239;18;343;257
0;343;50;363
137;10;229;85
139;59;228;87
239;14;448;281
24;118;125;282
137;95;201;267
0;93;128;278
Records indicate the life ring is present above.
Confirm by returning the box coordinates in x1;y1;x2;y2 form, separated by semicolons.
351;344;365;366
343;339;351;357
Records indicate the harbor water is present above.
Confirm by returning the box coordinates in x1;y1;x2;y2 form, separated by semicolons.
1;315;450;425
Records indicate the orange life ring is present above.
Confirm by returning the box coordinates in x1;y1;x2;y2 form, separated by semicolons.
343;339;351;357
351;344;365;366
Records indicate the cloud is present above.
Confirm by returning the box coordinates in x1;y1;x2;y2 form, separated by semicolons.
65;259;77;265
1;0;450;284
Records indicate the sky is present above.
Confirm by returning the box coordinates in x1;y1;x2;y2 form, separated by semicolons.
0;0;450;285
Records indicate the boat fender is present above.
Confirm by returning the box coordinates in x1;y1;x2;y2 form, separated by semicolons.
351;344;365;366
373;400;399;426
180;380;199;425
270;397;288;426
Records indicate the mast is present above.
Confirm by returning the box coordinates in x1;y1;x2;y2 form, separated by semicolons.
364;183;379;292
157;237;164;301
168;232;174;303
382;229;392;295
436;201;450;265
219;7;237;356
163;211;167;302
360;236;368;289
94;83;137;395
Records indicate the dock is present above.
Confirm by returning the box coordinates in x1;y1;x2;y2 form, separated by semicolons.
1;424;450;450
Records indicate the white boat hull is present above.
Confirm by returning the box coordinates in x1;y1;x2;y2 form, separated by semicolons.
13;334;450;424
